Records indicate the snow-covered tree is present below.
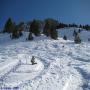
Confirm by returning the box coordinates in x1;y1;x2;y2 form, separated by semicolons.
74;33;81;44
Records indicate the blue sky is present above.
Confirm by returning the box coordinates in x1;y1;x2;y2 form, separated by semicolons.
0;0;90;29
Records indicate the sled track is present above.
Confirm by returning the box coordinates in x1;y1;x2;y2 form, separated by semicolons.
74;67;90;90
0;61;21;86
17;57;50;88
67;53;90;90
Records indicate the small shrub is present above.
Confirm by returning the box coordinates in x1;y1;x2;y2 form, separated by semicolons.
63;35;67;40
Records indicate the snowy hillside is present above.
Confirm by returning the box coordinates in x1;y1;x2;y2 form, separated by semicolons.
58;27;90;42
0;28;90;90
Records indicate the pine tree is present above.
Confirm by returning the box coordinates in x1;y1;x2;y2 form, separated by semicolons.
43;21;50;36
79;24;82;28
28;32;33;40
63;35;67;40
88;38;90;41
3;18;14;33
78;29;81;33
73;30;77;36
30;20;41;36
17;22;24;36
74;33;81;44
43;18;58;39
11;25;19;39
50;26;58;40
43;19;53;36
18;30;23;37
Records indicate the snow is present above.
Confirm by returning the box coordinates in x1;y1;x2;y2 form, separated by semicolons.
0;27;90;90
58;27;90;42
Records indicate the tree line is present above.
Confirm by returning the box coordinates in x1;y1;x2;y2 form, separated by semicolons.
2;17;88;44
3;18;59;40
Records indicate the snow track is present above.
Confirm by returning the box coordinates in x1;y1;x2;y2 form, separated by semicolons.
75;67;90;90
17;57;50;88
0;56;44;87
0;60;21;87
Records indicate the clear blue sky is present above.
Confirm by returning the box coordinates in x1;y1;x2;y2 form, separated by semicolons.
0;0;90;29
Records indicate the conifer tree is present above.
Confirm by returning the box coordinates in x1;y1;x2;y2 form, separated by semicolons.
30;20;40;36
28;32;33;40
11;25;20;39
73;30;77;37
43;18;58;39
74;33;81;44
17;22;24;37
3;18;14;33
63;35;67;40
50;26;58;40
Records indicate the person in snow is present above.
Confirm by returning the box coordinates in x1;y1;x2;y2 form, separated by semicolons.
31;56;37;65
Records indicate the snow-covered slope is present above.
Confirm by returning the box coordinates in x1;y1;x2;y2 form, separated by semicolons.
58;27;90;42
0;28;90;90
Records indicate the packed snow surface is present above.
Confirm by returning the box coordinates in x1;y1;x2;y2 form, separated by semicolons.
0;28;90;90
